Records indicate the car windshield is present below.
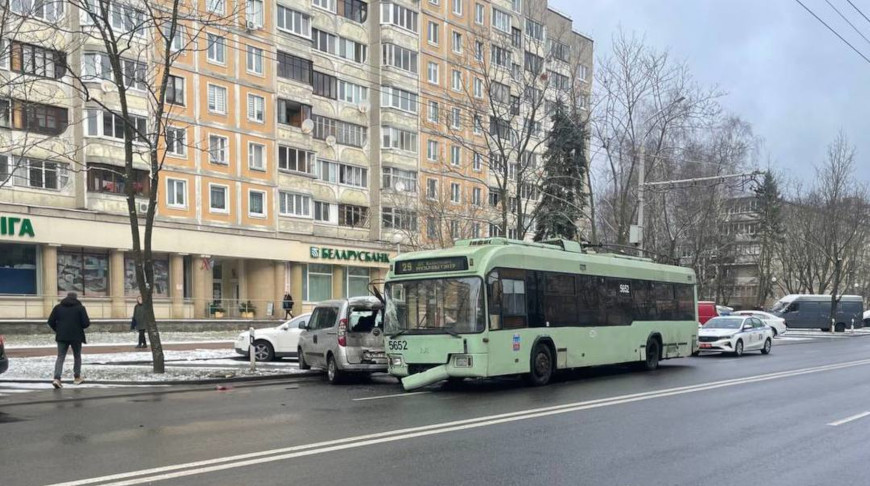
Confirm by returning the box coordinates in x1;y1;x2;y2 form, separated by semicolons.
769;300;790;314
704;317;745;329
385;277;485;334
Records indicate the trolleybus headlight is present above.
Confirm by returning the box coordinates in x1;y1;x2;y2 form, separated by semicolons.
453;355;473;368
390;356;404;366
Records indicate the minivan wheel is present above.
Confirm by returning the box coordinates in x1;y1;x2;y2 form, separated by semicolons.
326;355;344;385
835;322;846;333
253;341;274;362
298;348;310;370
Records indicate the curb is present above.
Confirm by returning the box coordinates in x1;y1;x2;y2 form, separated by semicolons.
0;371;321;387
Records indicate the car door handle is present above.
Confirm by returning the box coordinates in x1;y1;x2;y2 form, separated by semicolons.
326;331;337;336
313;335;318;344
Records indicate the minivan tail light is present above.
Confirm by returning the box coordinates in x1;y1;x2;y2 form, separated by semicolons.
338;318;347;347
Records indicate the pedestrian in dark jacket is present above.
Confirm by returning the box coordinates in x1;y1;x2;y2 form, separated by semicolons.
131;295;147;349
282;293;294;319
47;292;90;388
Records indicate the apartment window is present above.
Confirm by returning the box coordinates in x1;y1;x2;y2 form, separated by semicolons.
512;0;522;12
206;0;225;14
427;61;439;84
315;159;338;183
489;223;503;237
313;72;338;99
426;179;437;199
451;108;461;129
277;99;312;128
382;126;418;153
206;34;226;64
167;178;187;208
207;84;227;113
249;190;266;217
552;42;570;63
471;222;481;238
427;217;438;239
548;70;570;91
511;27;522;49
164;24;184;51
248;142;266;170
512;62;522;80
86;162;149;197
313;0;336;12
339;204;368;228
339;0;368;22
339;37;368;63
166;75;185;106
472;187;482;206
382;208;417;231
279;192;311;217
508;228;518;239
510;95;520;115
209;185;228;213
473;152;482;170
277;51;313;84
381;2;418;32
381;86;418;113
247;94;265;122
428;101;439;122
489;186;500;207
427;140;439;161
475;3;484;24
338;80;368;104
525;51;544;74
450;183;461;203
473;115;483;135
312;29;338;55
10;42;66;79
339;164;368;187
427;21;440;45
208;135;228;165
311;115;368;147
452;32;462;53
525;119;541;137
526;19;544;41
452;0;463;15
450;145;460;166
577;64;589;82
520;182;539;199
382;167;417;192
247;46;264;74
278;146;315;174
490;81;510;104
166;127;186;156
277;5;311;38
491;45;511;67
2;157;68;190
84;109;146;142
475;41;484;61
313;201;331;222
383;44;418;73
473;78;483;98
492;8;511;32
10;0;64;21
450;220;460;239
246;0;264;28
81;52;110;80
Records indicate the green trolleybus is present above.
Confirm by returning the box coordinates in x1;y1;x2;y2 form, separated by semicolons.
383;238;699;390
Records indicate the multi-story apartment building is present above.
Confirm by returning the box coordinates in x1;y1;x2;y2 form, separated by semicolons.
0;0;592;320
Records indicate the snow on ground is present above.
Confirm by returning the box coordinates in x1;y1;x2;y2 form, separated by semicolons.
1;348;309;383
4;331;244;348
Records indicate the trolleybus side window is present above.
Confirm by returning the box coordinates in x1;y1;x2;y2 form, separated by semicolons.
544;273;576;327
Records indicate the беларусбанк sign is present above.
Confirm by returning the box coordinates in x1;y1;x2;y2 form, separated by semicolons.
310;246;389;263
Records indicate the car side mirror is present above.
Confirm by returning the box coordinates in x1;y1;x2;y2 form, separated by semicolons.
299;322;308;330
742;324;753;331
279;324;289;331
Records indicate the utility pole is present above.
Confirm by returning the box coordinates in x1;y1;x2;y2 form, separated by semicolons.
637;147;646;252
829;257;842;334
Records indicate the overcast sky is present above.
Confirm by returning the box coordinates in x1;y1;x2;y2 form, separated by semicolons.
556;0;870;184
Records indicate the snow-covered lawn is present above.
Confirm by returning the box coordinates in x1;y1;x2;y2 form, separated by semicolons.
4;331;242;348
1;348;312;383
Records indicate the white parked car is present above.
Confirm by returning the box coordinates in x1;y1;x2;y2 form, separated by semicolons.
864;310;870;327
734;310;787;337
234;313;311;362
697;316;774;357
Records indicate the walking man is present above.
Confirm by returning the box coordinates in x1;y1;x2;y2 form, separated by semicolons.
48;292;91;388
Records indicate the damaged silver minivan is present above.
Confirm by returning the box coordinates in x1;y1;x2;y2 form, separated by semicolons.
297;296;387;384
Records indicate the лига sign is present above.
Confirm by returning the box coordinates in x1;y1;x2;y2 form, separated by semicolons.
310;246;390;263
0;216;35;238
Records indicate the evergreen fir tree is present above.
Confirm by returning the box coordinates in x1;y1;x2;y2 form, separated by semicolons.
534;106;588;241
753;171;784;307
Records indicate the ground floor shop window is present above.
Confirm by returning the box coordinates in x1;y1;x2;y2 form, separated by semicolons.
57;250;109;296
303;263;332;302
124;255;169;297
0;243;37;294
346;266;370;297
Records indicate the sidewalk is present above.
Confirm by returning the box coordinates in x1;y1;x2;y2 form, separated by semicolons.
7;341;232;358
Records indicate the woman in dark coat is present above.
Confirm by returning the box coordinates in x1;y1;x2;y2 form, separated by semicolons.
132;296;147;349
283;293;294;319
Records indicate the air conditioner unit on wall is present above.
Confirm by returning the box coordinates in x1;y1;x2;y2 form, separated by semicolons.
138;202;149;214
246;21;257;30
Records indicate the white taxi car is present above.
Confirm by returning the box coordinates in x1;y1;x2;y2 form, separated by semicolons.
733;310;787;337
697;316;773;357
234;313;311;361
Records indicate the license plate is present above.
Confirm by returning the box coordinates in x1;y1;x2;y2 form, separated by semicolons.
700;344;711;349
369;352;385;358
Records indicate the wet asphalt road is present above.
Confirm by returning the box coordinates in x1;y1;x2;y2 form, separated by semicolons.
3;336;870;486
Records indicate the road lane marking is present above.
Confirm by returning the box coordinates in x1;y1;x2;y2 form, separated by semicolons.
48;357;870;486
828;411;870;426
353;391;431;401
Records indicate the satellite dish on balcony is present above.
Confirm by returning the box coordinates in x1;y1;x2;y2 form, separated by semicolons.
325;135;337;147
301;119;314;134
